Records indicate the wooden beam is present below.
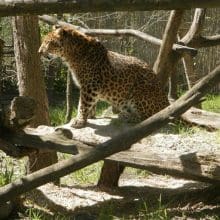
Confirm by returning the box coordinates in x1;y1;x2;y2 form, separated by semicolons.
0;64;219;204
1;0;220;17
181;107;220;130
107;150;220;184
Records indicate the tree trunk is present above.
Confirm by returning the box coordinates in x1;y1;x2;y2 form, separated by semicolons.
12;16;58;173
65;71;74;123
98;161;125;188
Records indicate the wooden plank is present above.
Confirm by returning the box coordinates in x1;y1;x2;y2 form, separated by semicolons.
107;149;220;184
182;107;220;130
1;0;220;17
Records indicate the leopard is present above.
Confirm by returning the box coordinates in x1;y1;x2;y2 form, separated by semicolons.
39;26;169;128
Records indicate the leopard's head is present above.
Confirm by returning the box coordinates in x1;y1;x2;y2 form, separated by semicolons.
39;26;100;57
38;26;67;56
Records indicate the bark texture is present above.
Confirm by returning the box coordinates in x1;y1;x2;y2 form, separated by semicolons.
153;10;184;85
12;16;58;172
1;0;220;16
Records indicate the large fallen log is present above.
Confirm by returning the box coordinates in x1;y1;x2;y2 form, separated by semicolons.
0;64;219;204
0;97;91;157
1;0;220;17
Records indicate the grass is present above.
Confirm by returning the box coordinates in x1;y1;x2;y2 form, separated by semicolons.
22;197;171;220
138;196;170;220
202;94;220;113
167;121;201;135
49;101;109;126
0;159;14;186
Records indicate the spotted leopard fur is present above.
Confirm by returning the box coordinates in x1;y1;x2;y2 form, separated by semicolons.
39;26;169;128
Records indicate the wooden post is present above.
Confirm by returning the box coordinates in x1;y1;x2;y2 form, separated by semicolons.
98;161;125;187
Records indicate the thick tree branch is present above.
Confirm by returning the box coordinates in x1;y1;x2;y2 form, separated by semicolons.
181;8;206;44
188;35;220;48
1;0;220;17
180;9;220;48
0;64;219;204
2;129;91;156
181;8;206;45
153;10;184;85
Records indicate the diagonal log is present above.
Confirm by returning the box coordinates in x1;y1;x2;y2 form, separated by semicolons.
2;129;91;156
0;64;219;204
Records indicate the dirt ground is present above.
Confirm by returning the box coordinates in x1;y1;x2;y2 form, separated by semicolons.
21;173;220;219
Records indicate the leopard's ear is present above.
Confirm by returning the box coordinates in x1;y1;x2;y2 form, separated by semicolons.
53;26;66;37
52;25;61;31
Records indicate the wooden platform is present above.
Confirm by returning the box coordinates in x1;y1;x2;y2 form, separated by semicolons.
182;107;220;130
31;117;220;185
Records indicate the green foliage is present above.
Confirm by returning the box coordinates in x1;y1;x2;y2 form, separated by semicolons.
0;162;14;186
126;167;150;178
71;162;103;185
53;65;68;95
49;106;78;126
202;94;220;113
49;106;66;126
49;101;109;126
26;208;44;220
98;202;115;220
138;196;170;220
39;23;51;38
60;156;103;185
96;101;110;116
169;121;200;135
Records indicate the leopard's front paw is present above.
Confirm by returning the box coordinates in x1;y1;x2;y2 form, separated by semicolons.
69;118;86;128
